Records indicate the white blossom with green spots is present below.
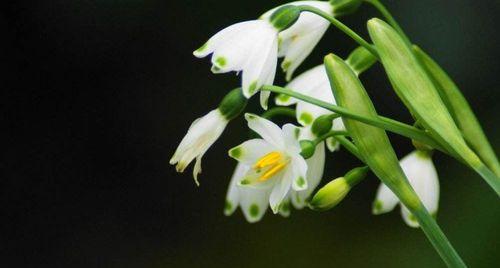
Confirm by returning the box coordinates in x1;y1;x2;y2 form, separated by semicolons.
193;20;279;109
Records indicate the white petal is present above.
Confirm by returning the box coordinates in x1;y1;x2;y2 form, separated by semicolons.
291;155;308;191
239;185;272;223
291;141;325;209
282;25;329;80
228;139;275;165
372;182;399;214
296;85;335;126
193;21;257;58
224;163;249;216
401;151;440;215
245;113;285;148
269;172;293;213
241;21;278;98
281;123;302;154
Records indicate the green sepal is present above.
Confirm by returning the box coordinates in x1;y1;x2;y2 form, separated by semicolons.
346;46;377;75
270;5;301;31
218;88;248;121
329;0;362;16
413;46;500;176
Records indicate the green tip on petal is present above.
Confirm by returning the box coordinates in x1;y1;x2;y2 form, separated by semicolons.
193;42;208;55
372;200;384;215
249;204;260;218
276;94;291;103
247;81;259;95
299;112;314;125
224;200;234;216
229;146;243;159
215;56;227;67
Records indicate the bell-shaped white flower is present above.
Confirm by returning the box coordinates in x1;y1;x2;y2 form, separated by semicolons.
228;114;308;213
224;126;326;222
262;1;334;80
193;20;279;109
275;64;345;151
372;150;440;228
170;109;228;185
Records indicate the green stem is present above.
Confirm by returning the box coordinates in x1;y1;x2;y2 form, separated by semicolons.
313;130;350;145
298;5;379;57
363;0;412;46
261;107;296;120
262;85;445;152
412;208;467;267
335;136;365;162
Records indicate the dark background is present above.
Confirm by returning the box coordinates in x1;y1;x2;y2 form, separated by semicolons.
3;0;499;267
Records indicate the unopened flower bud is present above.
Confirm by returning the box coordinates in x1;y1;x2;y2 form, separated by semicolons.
300;140;316;159
311;114;334;137
269;5;301;31
309;166;369;211
218;88;248;120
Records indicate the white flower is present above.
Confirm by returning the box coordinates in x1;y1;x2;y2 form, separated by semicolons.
372;150;440;228
228;114;308;213
193;20;278;109
262;1;334;80
275;64;345;151
224;126;325;222
170;109;228;185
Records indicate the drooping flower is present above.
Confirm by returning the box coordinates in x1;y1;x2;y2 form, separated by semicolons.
228;114;308;213
170;88;247;185
261;1;335;80
275;64;345;151
193;20;279;109
170;109;228;185
372;150;440;227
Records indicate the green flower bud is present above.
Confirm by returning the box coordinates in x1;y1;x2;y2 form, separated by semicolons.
329;0;362;16
270;5;301;31
309;166;369;211
218;88;248;120
311;114;334;137
300;140;316;159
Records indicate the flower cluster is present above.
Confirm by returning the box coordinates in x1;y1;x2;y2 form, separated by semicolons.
169;0;446;227
168;0;500;265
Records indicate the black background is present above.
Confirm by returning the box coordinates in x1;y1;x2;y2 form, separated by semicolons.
3;0;500;267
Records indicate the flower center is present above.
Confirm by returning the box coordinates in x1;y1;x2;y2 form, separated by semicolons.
253;151;289;181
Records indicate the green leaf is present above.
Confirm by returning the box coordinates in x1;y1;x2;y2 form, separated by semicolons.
324;53;466;267
414;46;500;176
367;18;499;194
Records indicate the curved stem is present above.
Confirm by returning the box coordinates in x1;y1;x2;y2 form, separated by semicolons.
363;0;411;46
262;85;446;152
298;5;379;58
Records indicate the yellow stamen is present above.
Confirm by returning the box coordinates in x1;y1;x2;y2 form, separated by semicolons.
253;152;282;169
260;162;287;181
